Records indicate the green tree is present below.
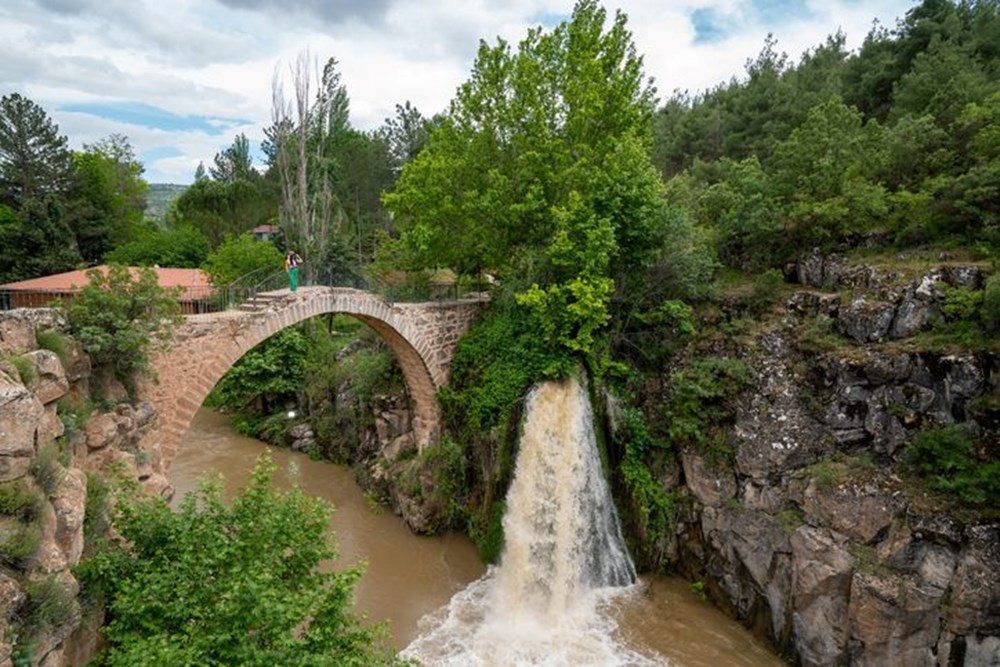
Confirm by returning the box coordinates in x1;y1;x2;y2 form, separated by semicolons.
0;197;80;282
768;99;888;252
0;93;74;205
64;265;181;391
78;455;402;666
386;0;663;353
200;232;284;286
210;326;311;416
67;134;148;263
103;224;211;268
210;133;254;183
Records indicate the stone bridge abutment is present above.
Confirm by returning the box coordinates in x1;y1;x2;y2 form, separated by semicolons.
139;287;483;469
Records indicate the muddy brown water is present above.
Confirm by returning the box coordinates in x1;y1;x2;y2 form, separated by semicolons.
170;407;782;666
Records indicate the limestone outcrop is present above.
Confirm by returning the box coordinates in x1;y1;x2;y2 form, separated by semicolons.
0;311;156;666
662;254;1000;667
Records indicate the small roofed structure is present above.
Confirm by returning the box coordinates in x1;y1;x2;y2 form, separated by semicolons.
252;224;279;242
0;266;215;314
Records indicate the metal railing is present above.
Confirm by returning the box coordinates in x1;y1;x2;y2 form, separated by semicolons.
0;266;492;314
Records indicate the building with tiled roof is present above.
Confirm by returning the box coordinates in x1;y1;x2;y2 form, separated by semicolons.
0;266;215;314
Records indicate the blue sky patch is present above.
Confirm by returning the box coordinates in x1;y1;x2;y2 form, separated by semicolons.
60;101;249;135
691;7;729;44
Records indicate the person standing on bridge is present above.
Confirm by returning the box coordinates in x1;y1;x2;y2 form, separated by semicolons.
284;249;303;294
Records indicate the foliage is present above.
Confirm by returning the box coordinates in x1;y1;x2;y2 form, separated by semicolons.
615;405;676;570
84;471;114;547
422;436;469;528
0;482;41;522
0;92;74;205
386;0;662;353
209;325;312;416
34;328;69;364
104;223;211;268
168;174;277;249
663;357;752;461
439;302;574;440
200;232;284;286
983;273;1000;334
906;424;1000;507
6;355;36;385
77;454;403;666
29;443;64;497
64;265;182;391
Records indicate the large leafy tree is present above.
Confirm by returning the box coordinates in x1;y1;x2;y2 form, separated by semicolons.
200;232;284;286
385;0;663;352
78;455;402;666
68;134;148;262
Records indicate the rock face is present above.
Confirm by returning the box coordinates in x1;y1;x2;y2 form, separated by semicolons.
0;311;157;667
671;253;1000;667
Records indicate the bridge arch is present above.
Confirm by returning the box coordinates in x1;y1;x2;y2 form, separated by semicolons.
139;287;482;469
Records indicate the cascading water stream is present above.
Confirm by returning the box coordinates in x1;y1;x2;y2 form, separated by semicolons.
402;376;664;666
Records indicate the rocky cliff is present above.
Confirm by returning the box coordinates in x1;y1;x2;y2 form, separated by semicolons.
661;252;1000;666
0;310;161;667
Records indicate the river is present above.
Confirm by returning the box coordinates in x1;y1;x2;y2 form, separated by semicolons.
170;407;782;666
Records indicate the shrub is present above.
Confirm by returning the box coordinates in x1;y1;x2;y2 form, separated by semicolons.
0;522;41;569
0;482;41;522
29;444;64;497
35;328;69;364
983;273;1000;334
906;425;1000;507
664;356;752;462
64;264;182;393
77;454;404;666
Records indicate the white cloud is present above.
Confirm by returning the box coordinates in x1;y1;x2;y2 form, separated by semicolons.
0;0;917;183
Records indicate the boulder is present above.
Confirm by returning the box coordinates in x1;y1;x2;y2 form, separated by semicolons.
0;371;43;460
0;309;65;357
801;476;903;544
37;403;65;447
23;350;69;405
51;468;86;566
837;297;895;343
889;275;943;339
84;412;118;450
948;524;1000;637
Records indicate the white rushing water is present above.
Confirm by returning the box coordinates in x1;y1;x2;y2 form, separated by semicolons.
403;376;665;666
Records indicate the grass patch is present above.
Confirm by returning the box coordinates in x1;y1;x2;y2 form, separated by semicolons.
0;521;41;569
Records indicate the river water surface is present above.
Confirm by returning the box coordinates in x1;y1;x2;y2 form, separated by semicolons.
171;407;782;666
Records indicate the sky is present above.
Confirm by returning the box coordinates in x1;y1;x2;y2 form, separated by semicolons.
2;0;917;184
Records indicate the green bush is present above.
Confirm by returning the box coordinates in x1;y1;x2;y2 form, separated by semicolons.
64;264;182;393
35;328;69;364
0;522;41;569
664;356;752;462
6;355;36;385
77;454;404;666
29;444;64;497
615;406;676;570
83;472;113;546
0;482;41;522
983;273;1000;334
906;425;1000;507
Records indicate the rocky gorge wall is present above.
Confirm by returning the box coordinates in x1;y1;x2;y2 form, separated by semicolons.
664;253;1000;666
0;310;164;666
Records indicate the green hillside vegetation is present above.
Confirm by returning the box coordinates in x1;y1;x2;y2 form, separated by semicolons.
144;183;187;220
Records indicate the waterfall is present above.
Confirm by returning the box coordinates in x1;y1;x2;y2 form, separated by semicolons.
402;376;663;666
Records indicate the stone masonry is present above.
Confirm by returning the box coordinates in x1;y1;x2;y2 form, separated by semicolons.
139;286;483;470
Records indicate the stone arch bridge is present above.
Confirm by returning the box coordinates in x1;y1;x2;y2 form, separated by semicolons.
139;286;484;468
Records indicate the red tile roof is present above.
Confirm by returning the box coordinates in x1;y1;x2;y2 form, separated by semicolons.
0;266;213;301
